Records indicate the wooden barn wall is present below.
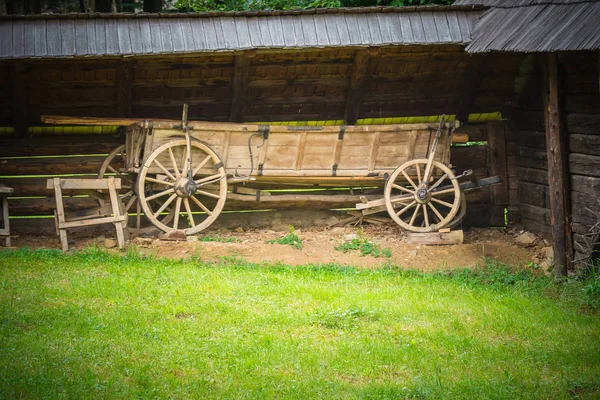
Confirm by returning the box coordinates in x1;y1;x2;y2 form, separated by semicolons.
0;45;522;126
514;51;600;261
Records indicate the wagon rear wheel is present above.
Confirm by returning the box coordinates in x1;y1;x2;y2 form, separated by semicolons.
137;139;227;235
384;159;461;233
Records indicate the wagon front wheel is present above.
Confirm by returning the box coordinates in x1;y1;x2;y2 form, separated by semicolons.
385;159;461;233
137;139;227;235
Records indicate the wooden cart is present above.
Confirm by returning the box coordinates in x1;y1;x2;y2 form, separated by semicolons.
96;109;497;235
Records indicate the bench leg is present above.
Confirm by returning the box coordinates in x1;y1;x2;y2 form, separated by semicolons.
107;177;128;249
53;178;70;252
1;195;9;247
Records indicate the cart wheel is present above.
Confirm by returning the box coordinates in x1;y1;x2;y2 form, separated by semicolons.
385;159;461;233
137;139;227;235
98;145;137;226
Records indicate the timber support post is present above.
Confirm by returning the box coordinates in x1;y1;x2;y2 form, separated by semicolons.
456;54;487;125
116;60;133;118
230;54;251;123
344;49;377;125
541;52;573;278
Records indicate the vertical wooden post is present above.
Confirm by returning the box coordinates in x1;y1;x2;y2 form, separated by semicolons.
11;61;28;138
541;52;572;277
230;54;251;122
488;121;509;206
456;55;487;125
116;60;133;118
344;49;376;125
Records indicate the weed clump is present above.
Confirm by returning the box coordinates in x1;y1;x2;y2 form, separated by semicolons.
198;235;241;243
266;226;303;249
335;236;392;258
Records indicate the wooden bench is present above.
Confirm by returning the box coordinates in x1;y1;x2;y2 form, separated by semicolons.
0;184;13;247
47;177;129;251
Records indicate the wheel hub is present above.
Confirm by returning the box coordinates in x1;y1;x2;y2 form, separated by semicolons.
415;186;430;204
174;177;196;198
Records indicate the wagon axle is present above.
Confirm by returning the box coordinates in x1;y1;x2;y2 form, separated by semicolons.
174;177;197;198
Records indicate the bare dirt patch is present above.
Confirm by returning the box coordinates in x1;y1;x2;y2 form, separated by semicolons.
11;224;547;271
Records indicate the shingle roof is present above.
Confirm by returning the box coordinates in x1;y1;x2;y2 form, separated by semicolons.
456;0;600;52
0;6;483;60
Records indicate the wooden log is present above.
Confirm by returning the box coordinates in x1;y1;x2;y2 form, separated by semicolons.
569;153;600;177
450;145;488;169
569;134;600;156
488;121;509;205
407;230;464;245
0;136;122;157
0;156;121;176
541;52;573;276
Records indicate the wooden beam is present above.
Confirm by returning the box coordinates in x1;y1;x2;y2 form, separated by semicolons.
456;55;488;125
541;52;573;278
11;61;28;138
344;49;373;125
488;121;509;206
229;54;251;122
116;60;133;118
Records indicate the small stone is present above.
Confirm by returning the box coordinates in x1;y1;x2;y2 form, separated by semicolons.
541;246;553;262
344;233;358;242
326;216;340;225
104;238;117;249
515;232;536;246
266;230;276;234
186;236;198;242
234;227;244;233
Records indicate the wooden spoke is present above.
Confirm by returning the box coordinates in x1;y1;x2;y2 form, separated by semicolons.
429;173;448;191
423;204;430;227
431;188;456;196
392;183;414;194
193;155;212;176
396;200;417;216
401;170;418;190
183;198;196;228
409;204;420;226
144;176;175;186
146;187;174;201
172;197;182;230
195;173;222;186
431;197;454;208
415;163;422;185
428;202;444;222
195;189;221;199
153;158;177;181
153;193;177;219
189;194;213;215
181;145;191;177
124;195;137;212
107;165;123;177
168;147;181;178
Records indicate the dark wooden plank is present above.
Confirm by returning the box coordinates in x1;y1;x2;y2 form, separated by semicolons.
0;155;110;176
33;20;48;56
570;134;600;156
488;121;509;205
570;153;600;177
59;19;76;56
74;19;88;56
229;54;250;122
450;145;488;169
344;49;371;125
0;135;121;157
116;60;133;118
0;21;12;58
541;52;572;276
518;167;548;185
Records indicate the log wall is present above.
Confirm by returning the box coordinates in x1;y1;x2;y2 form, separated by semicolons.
514;51;600;261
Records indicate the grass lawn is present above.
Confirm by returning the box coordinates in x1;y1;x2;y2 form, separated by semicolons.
1;248;599;399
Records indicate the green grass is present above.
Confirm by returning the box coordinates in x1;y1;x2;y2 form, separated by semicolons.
266;226;303;249
335;237;392;258
1;248;600;399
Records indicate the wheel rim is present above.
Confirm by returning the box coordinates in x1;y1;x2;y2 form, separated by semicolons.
98;145;137;226
137;139;227;235
384;159;461;233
